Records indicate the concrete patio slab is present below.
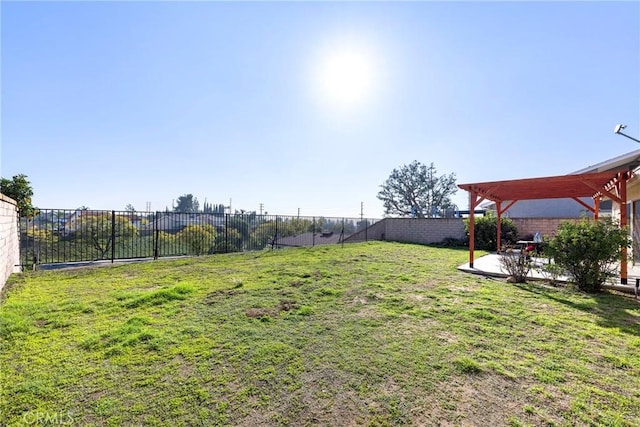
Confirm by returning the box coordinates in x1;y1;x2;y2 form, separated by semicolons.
458;253;639;297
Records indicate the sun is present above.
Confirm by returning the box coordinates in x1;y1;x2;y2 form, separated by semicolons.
312;43;378;111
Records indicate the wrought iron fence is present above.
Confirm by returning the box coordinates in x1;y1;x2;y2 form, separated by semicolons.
19;209;379;268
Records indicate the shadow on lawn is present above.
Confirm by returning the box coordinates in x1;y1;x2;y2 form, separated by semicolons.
514;283;640;337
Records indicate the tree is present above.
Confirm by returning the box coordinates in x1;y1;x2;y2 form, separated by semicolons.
377;161;457;218
177;224;216;255
76;212;139;260
125;204;136;212
545;219;630;293
174;194;200;213
1;174;37;217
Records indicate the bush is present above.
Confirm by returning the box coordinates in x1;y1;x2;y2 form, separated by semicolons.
432;237;467;248
464;212;518;251
545;219;630;293
499;249;532;283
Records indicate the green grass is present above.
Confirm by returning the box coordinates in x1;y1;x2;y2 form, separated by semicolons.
1;241;639;426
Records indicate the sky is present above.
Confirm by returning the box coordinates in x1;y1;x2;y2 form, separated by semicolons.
1;1;639;219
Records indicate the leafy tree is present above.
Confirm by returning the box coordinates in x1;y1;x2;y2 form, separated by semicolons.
546;219;630;293
24;226;58;264
279;218;314;237
312;217;352;233
228;216;251;244
76;213;139;259
125;204;136;212
213;229;243;253
177;224;216;255
1;174;37;217
174;194;200;213
251;221;277;249
377;161;457;218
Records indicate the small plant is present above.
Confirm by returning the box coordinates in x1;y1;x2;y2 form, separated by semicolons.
545;218;631;293
539;262;565;286
499;248;531;283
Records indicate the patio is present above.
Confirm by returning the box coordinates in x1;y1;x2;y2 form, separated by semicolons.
458;253;639;297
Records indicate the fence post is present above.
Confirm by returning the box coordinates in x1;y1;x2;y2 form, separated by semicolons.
154;212;159;260
313;217;316;247
225;214;229;253
341;218;345;248
272;215;279;250
111;210;116;263
365;218;368;242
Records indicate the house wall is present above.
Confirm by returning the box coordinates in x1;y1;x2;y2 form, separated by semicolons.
0;194;21;292
497;198;594;218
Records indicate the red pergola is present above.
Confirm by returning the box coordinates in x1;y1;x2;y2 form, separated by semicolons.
458;170;632;284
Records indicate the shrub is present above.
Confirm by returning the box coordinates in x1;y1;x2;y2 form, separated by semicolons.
431;237;467;248
464;211;518;251
499;249;532;283
545;218;630;293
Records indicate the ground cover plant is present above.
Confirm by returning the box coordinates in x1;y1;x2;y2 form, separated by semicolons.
1;242;639;426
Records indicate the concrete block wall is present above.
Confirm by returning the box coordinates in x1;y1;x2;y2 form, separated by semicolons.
0;194;20;292
346;218;466;244
511;217;583;240
345;217;586;246
383;218;466;244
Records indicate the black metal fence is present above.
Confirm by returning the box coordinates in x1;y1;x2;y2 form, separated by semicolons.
19;209;380;268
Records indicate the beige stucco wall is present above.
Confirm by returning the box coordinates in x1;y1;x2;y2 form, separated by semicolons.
0;194;21;292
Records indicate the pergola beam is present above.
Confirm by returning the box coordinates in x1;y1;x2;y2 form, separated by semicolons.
572;197;596;213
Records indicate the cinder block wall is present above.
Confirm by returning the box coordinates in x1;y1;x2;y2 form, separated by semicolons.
511;218;583;239
346;218;466;244
0;194;21;292
346;217;586;246
383;218;466;244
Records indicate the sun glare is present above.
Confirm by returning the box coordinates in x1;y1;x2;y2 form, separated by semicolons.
312;43;378;111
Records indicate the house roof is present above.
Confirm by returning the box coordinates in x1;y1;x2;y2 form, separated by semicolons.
572;148;640;174
458;170;629;203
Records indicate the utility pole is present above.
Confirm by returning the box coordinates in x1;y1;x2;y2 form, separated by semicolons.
297;208;300;218
259;203;264;215
360;202;364;221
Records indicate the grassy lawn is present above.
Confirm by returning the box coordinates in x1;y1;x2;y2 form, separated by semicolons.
1;241;639;426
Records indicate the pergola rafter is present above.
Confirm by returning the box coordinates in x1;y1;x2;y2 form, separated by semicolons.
458;170;632;284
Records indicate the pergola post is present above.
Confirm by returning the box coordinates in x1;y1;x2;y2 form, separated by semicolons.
496;201;502;253
469;191;476;268
619;172;628;284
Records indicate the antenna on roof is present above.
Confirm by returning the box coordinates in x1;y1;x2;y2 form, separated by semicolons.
614;124;640;143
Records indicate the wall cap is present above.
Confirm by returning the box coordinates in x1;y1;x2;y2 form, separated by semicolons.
0;193;17;206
